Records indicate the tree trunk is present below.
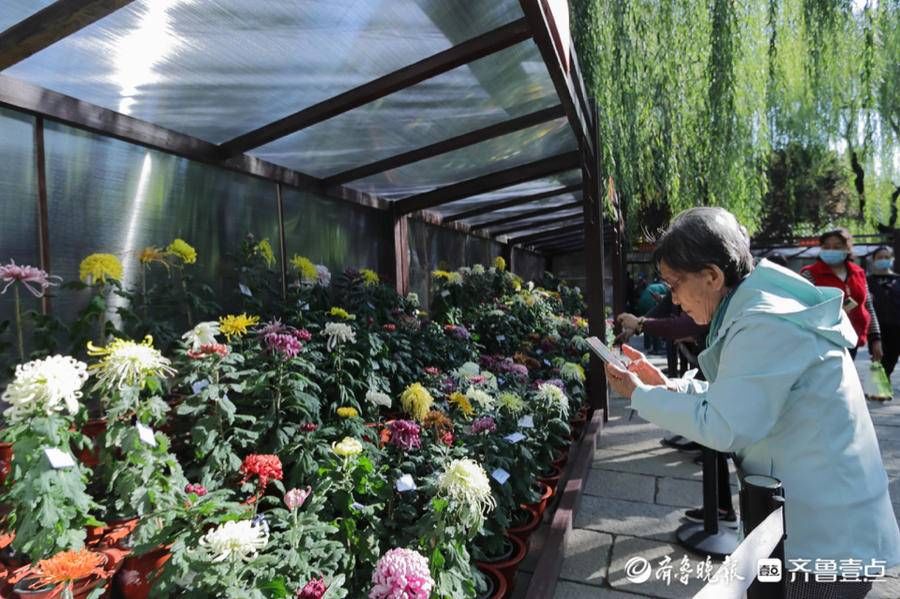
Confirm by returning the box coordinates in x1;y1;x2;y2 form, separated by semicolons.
849;148;866;218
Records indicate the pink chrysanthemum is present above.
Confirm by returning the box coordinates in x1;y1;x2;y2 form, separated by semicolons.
297;578;327;599
471;416;496;435
369;548;434;599
0;259;60;297
388;420;421;451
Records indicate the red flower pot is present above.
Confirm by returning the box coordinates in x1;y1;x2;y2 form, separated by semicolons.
476;534;527;592
552;449;568;469
526;481;554;518
114;546;171;599
76;419;107;468
0;442;13;485
538;465;562;494
86;517;139;549
476;564;509;599
507;505;541;545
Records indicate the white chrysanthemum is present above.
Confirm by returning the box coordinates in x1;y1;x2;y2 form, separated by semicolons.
437;458;495;531
466;386;494;410
454;362;480;379
182;321;220;351
198;519;268;563
405;292;420;307
497;391;525;414
323;322;356;351
472;264;485;275
536;383;569;419
2;355;88;422
559;362;586;384
87;336;176;391
366;390;392;408
446;272;463;286
316;264;331;286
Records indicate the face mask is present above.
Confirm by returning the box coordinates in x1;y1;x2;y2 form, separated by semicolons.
819;249;848;265
874;258;894;271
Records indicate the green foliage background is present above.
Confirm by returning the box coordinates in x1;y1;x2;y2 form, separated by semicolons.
571;0;899;241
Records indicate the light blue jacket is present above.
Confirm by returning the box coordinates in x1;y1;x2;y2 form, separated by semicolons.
632;259;900;565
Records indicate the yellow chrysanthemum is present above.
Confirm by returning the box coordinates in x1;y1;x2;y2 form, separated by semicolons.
167;238;197;264
337;406;359;419
254;239;276;267
290;255;317;282
449;391;475;419
360;268;379;285
432;270;463;285
138;246;168;267
329;307;355;320
400;382;434;422
494;256;506;271
79;253;123;285
219;313;260;341
87;335;175;391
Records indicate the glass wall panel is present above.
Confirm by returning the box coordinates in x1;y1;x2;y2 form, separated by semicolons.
43;121;281;324
464;236;502;268
0;108;38;366
513;248;546;284
7;0;523;143
0;1;56;32
280;188;388;278
252;40;557;177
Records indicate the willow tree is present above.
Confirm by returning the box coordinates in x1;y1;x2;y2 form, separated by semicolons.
571;0;899;241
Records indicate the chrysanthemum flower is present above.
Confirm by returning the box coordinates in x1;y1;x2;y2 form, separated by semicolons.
79;253;123;284
448;391;474;419
33;549;105;589
284;487;311;511
87;336;175;391
187;343;229;360
2;355;88;422
360;268;379;286
240;454;283;489
436;458;495;531
182;321;220;351
138;246;167;267
560;362;586;384
497;391;525;414
367;390;392;408
536;382;570;419
0;259;61;297
298;577;327;599
219;313;259;342
471;416;496;435
291;255;318;283
329;307;354;320
323;322;356;351
332;437;363;457
337;406;359;419
166;238;197;264
388;420;421;451
369;548;434;599
316;264;331;286
494;256;506;271
399;383;433;422
198;519;268;563
254;239;276;267
465;386;494;410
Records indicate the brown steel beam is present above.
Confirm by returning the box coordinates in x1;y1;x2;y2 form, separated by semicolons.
508;221;583;245
0;0;133;71
394;151;580;215
518;0;592;155
473;199;582;231
443;184;580;223
490;211;584;237
324;105;564;186
531;231;583;250
0;74;391;211
220;18;533;157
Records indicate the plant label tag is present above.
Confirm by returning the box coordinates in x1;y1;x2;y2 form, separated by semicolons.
191;379;209;395
239;283;253;297
299;302;310;311
396;474;417;492
44;447;75;469
492;468;511;485
441;290;450;298
136;423;157;447
504;432;526;444
496;335;506;342
517;415;535;429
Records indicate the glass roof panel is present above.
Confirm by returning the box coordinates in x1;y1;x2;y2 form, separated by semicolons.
4;0;524;143
483;208;584;232
434;168;583;218
0;1;56;32
250;39;559;177
499;216;584;242
463;190;583;226
349;117;577;199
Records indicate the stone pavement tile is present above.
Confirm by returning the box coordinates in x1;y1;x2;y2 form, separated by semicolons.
558;529;614;587
655;477;702;509
554;580;652;598
607;535;729;599
574;495;685;542
585;469;656;503
593;447;703;482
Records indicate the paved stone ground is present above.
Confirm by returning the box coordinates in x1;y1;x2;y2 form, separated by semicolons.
548;344;900;599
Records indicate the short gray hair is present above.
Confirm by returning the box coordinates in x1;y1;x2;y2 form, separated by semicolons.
653;207;753;287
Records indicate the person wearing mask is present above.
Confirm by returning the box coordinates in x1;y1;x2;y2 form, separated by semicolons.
606;207;900;598
799;229;882;362
868;246;900;379
635;279;669;354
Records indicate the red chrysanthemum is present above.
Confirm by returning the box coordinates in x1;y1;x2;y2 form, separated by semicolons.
240;454;283;489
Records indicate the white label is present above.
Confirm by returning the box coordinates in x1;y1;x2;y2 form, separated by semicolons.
396;474;417;492
491;468;511;485
504;432;526;444
136;422;157;447
517;415;535;429
191;379;209;395
441;290;450;298
44;447;76;469
496;335;506;342
299;302;310;311
239;283;253;297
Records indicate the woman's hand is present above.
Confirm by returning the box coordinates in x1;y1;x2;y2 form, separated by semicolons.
622;344;669;387
871;340;884;362
605;362;641;399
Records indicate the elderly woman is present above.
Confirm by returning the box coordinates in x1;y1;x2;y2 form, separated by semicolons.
606;207;900;598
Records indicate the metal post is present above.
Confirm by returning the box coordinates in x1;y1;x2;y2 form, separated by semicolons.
742;475;786;599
